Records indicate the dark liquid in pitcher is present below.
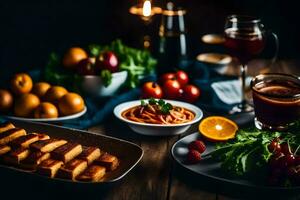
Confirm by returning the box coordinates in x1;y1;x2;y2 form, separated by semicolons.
252;81;300;127
224;28;265;63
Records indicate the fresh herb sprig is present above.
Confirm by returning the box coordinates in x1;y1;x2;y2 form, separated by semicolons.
141;98;173;114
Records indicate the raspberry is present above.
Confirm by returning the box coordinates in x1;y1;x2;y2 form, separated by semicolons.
188;140;206;153
187;150;201;164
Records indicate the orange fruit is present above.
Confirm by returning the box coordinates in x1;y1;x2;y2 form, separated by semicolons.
44;86;68;104
34;102;58;119
58;93;85;116
14;93;40;117
62;47;88;69
0;89;13;112
198;116;238;141
32;82;51;98
10;73;33;95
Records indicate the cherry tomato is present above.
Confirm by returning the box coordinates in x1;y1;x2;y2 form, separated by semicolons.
159;73;175;84
181;84;200;103
95;51;119;73
268;141;281;153
77;57;96;75
141;82;163;99
175;70;189;86
163;79;181;100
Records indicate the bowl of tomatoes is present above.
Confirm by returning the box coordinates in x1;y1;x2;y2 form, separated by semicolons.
141;70;201;103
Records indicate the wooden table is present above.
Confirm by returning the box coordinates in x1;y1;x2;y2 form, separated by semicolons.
84;60;300;200
2;60;299;200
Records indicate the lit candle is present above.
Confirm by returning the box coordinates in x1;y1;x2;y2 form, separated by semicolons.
142;0;151;17
129;0;162;21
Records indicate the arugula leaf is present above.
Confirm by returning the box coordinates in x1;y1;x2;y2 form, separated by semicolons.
210;121;300;177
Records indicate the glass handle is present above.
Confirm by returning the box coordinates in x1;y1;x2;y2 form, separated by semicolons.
269;32;279;66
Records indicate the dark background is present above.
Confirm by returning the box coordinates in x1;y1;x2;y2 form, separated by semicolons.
0;0;299;76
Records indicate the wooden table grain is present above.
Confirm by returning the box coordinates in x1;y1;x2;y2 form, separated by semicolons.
85;60;300;200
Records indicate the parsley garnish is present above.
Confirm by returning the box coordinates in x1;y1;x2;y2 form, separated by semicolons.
140;98;173;114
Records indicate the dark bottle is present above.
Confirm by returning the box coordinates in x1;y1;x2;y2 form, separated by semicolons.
156;2;187;75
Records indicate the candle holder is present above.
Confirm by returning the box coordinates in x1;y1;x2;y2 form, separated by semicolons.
129;0;162;49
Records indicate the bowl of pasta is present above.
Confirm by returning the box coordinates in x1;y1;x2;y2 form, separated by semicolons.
113;99;203;136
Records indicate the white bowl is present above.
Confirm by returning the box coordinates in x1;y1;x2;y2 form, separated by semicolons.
113;100;203;136
81;71;128;97
196;53;232;74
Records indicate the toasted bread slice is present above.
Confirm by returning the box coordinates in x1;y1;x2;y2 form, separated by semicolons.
3;148;30;165
10;134;40;148
51;143;82;163
94;152;119;171
77;165;106;182
32;133;50;140
31;139;67;153
0;145;11;156
0;122;15;134
37;159;64;178
21;151;51;170
77;147;101;165
0;128;26;145
57;159;87;180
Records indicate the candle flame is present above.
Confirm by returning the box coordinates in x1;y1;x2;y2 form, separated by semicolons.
143;0;151;17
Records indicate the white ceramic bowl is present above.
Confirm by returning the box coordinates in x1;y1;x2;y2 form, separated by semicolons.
114;100;203;136
81;71;128;97
196;53;232;74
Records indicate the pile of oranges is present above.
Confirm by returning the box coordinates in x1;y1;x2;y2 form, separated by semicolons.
0;73;85;119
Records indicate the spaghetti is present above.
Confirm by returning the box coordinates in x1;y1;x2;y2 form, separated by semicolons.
122;102;195;125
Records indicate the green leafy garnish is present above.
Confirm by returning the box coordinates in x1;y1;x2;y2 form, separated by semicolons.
209;122;300;177
141;98;173;114
100;70;112;87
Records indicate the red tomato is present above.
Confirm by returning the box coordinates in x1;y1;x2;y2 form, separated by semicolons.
163;79;181;100
77;57;96;75
181;84;200;103
159;73;175;84
141;82;163;99
176;70;189;86
95;51;119;73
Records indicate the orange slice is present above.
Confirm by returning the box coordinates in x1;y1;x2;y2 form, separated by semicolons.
199;116;238;141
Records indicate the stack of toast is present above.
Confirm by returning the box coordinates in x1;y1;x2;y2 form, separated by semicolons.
0;122;119;182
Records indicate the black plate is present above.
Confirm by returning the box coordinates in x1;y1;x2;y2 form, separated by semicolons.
0;120;143;184
171;132;300;193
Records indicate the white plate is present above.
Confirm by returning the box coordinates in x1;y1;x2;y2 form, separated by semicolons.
2;106;87;122
114;100;203;136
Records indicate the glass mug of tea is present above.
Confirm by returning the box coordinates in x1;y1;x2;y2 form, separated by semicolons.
224;15;279;114
251;73;300;131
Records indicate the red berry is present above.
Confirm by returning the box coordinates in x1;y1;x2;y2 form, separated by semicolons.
187;150;202;164
188;140;206;153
